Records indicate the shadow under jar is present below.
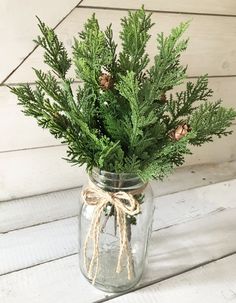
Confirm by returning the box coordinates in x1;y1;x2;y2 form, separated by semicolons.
79;168;154;293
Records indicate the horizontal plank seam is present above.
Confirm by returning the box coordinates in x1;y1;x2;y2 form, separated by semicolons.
77;5;236;18
4;80;82;87
0;143;65;154
0;252;78;278
155;206;228;232
3;75;236;87
1;207;235;257
0;215;77;235
188;74;236;79
0;0;85;86
0;185;81;203
2;125;236;155
154;176;236;198
95;250;236;303
0;205;231;236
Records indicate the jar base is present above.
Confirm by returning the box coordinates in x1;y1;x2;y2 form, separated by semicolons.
81;271;142;293
80;249;143;293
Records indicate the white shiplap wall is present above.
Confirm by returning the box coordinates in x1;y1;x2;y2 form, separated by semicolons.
0;0;80;83
1;1;236;201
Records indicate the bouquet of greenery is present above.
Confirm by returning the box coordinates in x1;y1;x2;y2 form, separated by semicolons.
11;7;236;181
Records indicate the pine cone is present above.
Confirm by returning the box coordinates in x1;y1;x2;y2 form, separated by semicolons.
169;123;190;141
160;93;167;102
99;73;114;90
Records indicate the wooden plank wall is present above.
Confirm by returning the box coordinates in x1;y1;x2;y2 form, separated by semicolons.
0;0;80;83
1;0;236;201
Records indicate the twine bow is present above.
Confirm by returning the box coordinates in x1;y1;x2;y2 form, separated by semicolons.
82;184;141;285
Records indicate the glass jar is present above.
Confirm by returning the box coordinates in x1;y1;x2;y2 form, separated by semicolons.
78;168;154;293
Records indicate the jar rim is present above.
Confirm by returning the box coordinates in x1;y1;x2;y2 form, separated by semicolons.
91;167;141;181
89;167;146;192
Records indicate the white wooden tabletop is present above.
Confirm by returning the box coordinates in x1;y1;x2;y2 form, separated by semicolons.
1;161;236;303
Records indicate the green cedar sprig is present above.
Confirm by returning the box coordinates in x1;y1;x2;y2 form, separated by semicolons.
10;7;236;181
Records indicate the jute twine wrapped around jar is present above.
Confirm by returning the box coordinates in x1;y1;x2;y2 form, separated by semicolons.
82;183;147;284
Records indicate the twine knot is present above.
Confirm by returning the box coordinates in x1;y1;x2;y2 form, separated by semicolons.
82;184;142;284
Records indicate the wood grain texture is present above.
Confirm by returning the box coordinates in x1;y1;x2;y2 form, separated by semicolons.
0;178;235;274
0;254;101;303
184;125;236;166
6;7;236;84
82;0;236;16
1;171;236;233
112;254;236;303
152;179;236;230
0;82;80;152
0;207;235;302
1;77;235;152
0;0;80;83
0;146;87;202
0;86;58;152
0;217;78;275
0;188;81;233
0;177;236;233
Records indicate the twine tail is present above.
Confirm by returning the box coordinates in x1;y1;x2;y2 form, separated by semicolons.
115;210;134;280
83;204;103;284
82;184;143;284
126;233;134;280
90;221;101;285
116;208;125;274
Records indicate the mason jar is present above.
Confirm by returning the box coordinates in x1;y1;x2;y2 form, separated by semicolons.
79;168;154;292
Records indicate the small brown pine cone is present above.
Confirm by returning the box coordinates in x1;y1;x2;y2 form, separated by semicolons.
99;73;114;90
160;93;167;102
169;123;190;141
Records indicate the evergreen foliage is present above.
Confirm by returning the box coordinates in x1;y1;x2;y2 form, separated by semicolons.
10;7;236;181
